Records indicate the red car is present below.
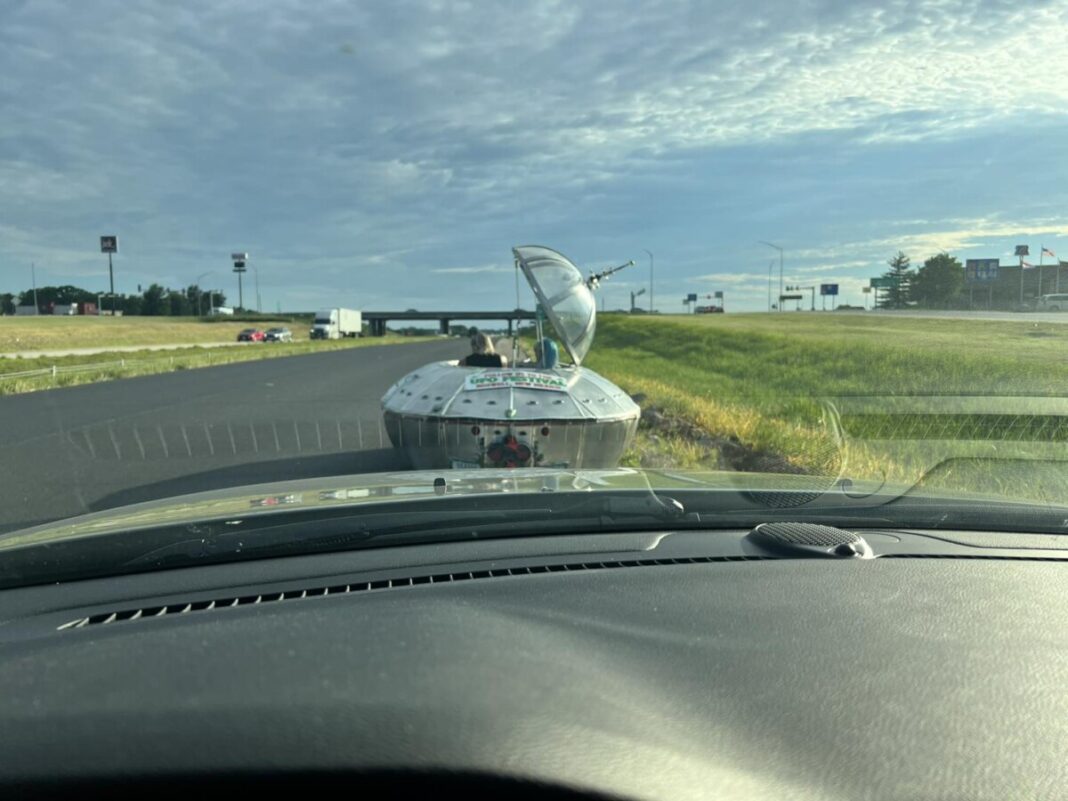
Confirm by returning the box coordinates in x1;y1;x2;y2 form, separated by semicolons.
237;328;265;342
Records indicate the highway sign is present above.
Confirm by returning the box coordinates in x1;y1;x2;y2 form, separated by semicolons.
862;286;871;294
100;236;118;253
713;291;723;299
686;293;698;302
820;283;839;296
965;259;999;282
780;293;803;301
870;276;896;289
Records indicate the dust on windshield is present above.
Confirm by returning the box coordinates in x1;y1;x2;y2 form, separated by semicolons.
2;1;1068;537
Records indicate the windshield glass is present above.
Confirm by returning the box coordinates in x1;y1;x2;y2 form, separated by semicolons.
3;0;1068;582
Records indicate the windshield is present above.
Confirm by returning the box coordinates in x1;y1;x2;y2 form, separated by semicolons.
3;1;1068;582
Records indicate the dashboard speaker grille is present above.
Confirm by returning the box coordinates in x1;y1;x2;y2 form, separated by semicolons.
751;522;859;547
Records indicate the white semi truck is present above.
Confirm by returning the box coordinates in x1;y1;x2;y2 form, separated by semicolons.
310;307;362;339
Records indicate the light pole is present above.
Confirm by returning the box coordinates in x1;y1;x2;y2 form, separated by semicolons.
642;249;654;313
760;241;784;311
31;262;39;314
194;271;212;317
231;253;248;311
251;264;261;312
767;259;775;312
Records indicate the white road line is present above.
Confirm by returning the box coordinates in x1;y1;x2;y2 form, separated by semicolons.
132;427;146;460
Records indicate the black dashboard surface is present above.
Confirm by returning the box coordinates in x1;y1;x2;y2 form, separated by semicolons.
1;530;1066;800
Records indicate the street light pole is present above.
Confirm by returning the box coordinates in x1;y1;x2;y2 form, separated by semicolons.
760;241;784;311
767;259;775;312
194;271;212;317
251;264;261;312
31;262;39;314
642;249;654;313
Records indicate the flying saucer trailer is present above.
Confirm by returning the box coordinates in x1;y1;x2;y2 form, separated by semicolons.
381;245;640;469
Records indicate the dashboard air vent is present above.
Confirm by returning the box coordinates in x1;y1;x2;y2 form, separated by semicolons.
57;553;773;632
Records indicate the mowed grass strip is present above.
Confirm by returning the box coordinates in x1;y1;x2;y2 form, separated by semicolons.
0;335;429;396
585;313;1068;487
0;316;290;352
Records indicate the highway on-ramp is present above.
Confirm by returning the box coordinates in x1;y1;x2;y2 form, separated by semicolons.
0;338;466;535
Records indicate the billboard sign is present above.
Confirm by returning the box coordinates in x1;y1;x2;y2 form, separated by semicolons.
100;235;118;253
686;293;698;302
965;259;999;282
1014;245;1029;257
713;291;723;299
820;283;839;296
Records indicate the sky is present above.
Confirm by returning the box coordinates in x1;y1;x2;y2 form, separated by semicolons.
3;0;1068;313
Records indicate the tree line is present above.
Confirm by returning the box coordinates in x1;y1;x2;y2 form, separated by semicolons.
0;284;228;316
875;252;964;309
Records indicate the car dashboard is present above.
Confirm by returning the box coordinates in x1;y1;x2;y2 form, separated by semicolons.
1;525;1066;799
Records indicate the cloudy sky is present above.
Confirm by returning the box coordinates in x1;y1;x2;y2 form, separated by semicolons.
3;0;1068;313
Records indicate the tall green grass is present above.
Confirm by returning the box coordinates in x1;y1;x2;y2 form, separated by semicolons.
585;314;1068;495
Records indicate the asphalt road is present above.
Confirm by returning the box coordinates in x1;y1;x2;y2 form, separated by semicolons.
0;338;466;535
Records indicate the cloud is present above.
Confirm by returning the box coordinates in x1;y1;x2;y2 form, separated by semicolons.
791;216;1068;265
3;1;1068;310
431;265;512;275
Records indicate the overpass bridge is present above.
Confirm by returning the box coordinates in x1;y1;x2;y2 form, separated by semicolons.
363;309;537;336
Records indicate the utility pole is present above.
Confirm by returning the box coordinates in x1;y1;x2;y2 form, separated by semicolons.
31;262;39;314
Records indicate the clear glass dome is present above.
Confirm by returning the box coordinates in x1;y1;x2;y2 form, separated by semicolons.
512;245;596;366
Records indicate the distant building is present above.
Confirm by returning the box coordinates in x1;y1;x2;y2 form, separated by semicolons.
965;261;1068;309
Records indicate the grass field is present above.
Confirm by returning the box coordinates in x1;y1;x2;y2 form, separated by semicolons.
585;313;1068;495
0;316;305;352
0;336;429;395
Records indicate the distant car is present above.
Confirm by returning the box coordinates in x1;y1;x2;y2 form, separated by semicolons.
264;327;293;342
1035;294;1068;311
237;328;265;342
695;305;724;313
